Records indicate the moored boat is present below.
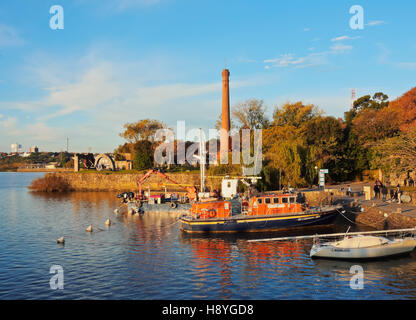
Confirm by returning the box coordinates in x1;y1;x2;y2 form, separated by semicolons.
180;193;341;233
310;234;416;259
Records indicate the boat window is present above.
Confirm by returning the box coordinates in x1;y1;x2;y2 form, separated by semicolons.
273;198;279;204
265;198;271;204
257;198;262;204
290;197;295;203
282;197;288;203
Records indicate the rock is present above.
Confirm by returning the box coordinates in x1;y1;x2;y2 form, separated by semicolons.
356;206;387;230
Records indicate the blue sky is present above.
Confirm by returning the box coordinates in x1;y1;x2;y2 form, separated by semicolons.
0;0;415;153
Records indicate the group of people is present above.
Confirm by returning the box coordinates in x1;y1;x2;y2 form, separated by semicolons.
373;179;401;202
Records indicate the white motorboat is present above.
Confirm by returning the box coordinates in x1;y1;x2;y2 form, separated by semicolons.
310;234;416;259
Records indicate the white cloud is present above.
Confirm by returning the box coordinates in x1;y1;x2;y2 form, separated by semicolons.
303;28;310;32
330;43;353;53
0;24;24;47
331;35;361;42
0;52;262;152
264;54;307;67
263;34;356;70
366;20;386;27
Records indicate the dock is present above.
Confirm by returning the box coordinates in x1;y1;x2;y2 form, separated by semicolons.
314;182;416;230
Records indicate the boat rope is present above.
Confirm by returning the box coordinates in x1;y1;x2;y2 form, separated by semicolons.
336;208;357;225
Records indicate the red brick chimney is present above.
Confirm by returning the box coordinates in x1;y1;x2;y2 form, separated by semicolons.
220;69;230;156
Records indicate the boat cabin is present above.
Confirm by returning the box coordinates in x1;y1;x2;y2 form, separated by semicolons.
249;194;302;215
191;193;303;220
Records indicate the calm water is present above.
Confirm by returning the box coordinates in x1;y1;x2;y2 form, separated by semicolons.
1;172;416;300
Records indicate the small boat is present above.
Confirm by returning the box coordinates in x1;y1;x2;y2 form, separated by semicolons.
179;193;341;233
310;234;416;259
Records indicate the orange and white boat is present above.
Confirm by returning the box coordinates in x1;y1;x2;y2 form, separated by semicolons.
180;193;341;233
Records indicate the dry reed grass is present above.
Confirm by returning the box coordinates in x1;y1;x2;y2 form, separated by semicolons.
28;174;71;192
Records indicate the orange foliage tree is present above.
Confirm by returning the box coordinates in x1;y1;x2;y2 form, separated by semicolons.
351;107;399;144
389;87;416;132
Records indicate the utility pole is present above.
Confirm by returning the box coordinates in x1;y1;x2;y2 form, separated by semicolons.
199;128;205;193
66;137;69;153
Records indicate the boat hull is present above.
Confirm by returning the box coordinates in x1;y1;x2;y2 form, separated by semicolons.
310;238;416;259
180;207;339;233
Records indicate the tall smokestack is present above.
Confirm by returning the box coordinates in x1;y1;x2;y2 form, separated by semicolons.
220;69;230;157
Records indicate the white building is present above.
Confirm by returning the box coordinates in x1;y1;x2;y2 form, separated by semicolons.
29;146;39;153
11;143;22;154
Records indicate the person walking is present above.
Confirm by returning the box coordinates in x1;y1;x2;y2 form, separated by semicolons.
396;184;402;204
373;183;380;200
347;185;352;197
381;184;388;201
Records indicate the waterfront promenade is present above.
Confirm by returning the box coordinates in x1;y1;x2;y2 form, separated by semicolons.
325;182;416;229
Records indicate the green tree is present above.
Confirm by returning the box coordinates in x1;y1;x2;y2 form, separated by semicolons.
133;140;154;170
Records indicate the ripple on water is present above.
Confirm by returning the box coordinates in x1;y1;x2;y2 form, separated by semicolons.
1;172;416;299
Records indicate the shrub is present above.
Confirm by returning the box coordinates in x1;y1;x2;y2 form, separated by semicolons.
28;174;71;192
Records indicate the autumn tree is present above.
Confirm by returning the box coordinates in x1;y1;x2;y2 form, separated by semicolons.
231;99;270;129
374;126;416;174
389;87;416;132
273;102;321;128
119;119;165;143
263;125;307;187
301;116;344;183
351;107;399;144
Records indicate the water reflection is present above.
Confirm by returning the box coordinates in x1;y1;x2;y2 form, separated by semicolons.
2;173;416;299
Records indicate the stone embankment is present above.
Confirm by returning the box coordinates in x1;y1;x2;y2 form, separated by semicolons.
31;172;222;192
355;202;416;230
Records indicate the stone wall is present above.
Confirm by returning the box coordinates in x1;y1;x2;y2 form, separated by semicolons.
356;204;416;230
51;172;222;192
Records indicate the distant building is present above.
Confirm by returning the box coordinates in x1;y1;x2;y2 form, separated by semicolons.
30;146;39;153
45;162;58;169
11;143;22;154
